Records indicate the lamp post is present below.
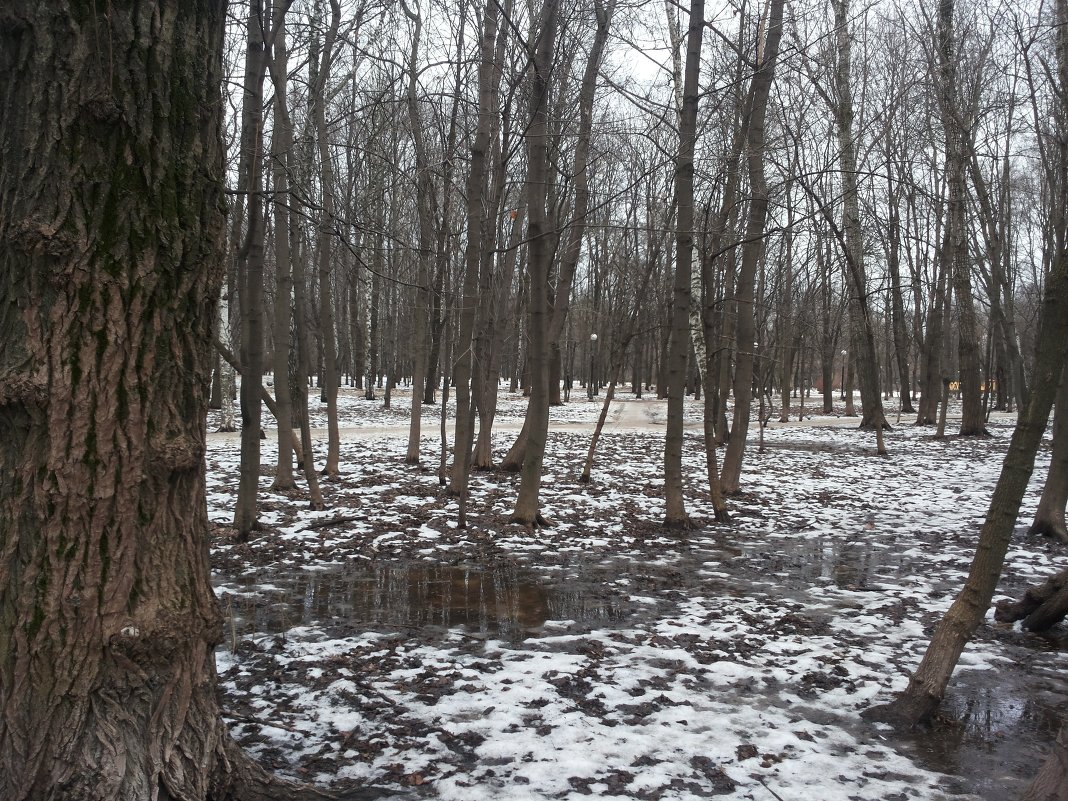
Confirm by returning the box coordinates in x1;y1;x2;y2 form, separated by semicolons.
840;349;848;400
589;333;598;399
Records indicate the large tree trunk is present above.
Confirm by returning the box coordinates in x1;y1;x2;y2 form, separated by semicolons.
1021;723;1068;801
864;263;1068;727
0;3;315;798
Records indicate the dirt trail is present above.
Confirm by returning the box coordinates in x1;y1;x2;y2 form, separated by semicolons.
205;395;1018;444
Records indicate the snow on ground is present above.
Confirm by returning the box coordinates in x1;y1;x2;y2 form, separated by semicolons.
206;393;1068;801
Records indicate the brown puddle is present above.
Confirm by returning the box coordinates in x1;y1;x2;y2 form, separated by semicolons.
216;544;1068;800
218;562;629;644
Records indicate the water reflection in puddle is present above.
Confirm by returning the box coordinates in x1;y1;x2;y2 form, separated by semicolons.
894;669;1068;799
217;562;628;644
215;538;1068;799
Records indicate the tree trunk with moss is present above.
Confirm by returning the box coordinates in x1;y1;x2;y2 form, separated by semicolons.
0;3;322;798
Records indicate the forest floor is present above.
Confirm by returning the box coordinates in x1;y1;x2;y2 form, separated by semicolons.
207;387;1068;801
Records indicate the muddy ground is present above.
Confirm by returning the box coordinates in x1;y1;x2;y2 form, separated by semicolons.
206;389;1068;801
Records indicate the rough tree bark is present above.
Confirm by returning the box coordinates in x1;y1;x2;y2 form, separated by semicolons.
863;249;1068;726
994;566;1068;631
0;2;331;798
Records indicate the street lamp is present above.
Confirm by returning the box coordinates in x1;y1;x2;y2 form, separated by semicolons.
589;333;598;399
840;349;848;400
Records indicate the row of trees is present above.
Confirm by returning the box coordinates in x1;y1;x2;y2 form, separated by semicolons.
3;0;1067;797
216;0;1062;537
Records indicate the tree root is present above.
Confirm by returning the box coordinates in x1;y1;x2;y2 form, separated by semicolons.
1030;518;1068;546
662;516;699;531
994;568;1068;631
510;513;553;529
216;738;388;801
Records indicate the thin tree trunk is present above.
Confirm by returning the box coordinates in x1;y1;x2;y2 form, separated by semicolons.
449;0;500;512
831;0;887;442
401;0;434;464
234;0;269;538
663;0;705;526
269;1;296;491
937;0;985;436
719;0;786;493
886;162;915;414
310;0;342;476
501;0;615;470
510;0;560;528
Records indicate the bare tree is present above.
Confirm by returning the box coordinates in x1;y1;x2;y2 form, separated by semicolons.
511;0;561;528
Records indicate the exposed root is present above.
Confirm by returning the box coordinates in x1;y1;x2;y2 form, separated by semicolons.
994;567;1068;631
508;513;554;529
662;516;699;531
861;684;942;730
1030;519;1068;546
216;738;388;801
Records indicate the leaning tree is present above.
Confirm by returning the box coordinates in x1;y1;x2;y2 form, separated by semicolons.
0;2;332;798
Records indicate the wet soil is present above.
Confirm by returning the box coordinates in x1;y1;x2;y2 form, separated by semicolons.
208;417;1068;800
